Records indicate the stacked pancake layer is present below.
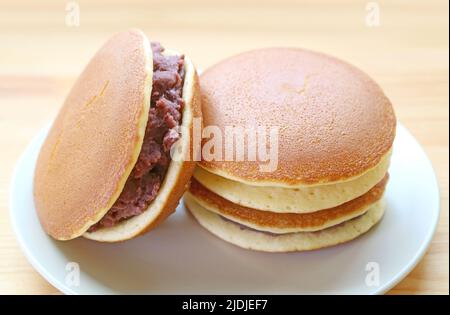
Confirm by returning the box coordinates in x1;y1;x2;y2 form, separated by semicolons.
185;158;390;252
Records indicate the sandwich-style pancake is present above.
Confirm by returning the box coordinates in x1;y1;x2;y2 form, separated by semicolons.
34;30;202;241
34;30;153;240
187;175;387;233
194;150;390;213
200;48;396;187
185;194;386;252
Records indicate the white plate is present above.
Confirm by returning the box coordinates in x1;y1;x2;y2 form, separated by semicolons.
10;123;440;294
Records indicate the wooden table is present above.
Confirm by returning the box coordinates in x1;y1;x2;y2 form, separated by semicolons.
0;0;448;294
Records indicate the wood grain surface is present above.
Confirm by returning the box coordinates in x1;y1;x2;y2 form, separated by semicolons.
0;0;448;294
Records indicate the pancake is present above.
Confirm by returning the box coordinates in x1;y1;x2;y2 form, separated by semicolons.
184;194;386;252
34;30;153;240
187;174;387;233
199;48;396;187
193;149;390;213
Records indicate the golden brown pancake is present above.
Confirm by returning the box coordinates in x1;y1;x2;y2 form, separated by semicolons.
193;150;390;213
34;30;152;240
184;194;386;252
199;48;396;187
187;175;387;233
34;30;202;241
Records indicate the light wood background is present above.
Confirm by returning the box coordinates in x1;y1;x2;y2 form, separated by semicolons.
0;0;448;294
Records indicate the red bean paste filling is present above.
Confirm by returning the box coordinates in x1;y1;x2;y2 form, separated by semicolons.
89;42;185;231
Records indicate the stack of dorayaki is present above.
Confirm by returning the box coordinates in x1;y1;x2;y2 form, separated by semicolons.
185;48;396;252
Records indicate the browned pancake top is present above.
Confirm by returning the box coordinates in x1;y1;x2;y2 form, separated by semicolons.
200;48;396;186
189;175;388;229
34;30;152;240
